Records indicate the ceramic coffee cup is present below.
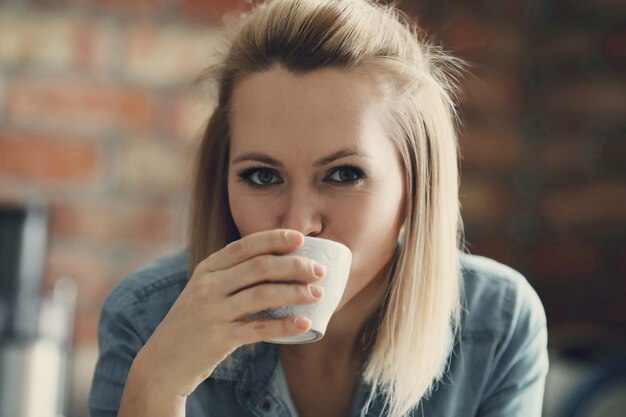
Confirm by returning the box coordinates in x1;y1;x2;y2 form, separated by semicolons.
247;236;352;343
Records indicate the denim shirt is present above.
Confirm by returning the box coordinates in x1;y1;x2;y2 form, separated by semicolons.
88;249;548;417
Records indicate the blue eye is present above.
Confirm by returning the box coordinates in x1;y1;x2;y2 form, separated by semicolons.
236;165;366;188
325;166;366;184
238;168;282;186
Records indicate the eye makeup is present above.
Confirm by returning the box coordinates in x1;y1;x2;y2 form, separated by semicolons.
236;164;367;188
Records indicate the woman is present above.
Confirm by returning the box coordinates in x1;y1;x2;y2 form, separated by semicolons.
88;0;549;416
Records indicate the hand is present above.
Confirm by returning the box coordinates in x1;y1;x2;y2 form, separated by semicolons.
133;229;326;397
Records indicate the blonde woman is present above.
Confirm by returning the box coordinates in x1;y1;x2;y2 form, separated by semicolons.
88;1;548;416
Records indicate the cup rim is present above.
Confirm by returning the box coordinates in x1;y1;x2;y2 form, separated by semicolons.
301;236;351;253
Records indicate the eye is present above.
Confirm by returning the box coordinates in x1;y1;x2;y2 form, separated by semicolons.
237;167;282;187
325;165;366;184
236;164;366;188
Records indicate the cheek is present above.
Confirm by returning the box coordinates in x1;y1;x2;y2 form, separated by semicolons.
348;186;404;240
349;221;398;275
227;185;273;238
341;189;404;285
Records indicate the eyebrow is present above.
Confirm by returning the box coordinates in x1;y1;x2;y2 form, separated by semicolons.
232;148;369;168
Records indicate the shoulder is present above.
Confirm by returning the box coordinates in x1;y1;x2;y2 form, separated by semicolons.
421;255;548;413
100;249;190;340
458;252;546;341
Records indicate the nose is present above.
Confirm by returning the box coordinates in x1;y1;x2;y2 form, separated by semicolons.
280;187;323;237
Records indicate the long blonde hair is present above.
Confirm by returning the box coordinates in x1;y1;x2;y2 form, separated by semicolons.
189;0;466;415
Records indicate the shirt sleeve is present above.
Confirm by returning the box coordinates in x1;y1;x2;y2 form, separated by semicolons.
476;276;549;417
88;286;147;417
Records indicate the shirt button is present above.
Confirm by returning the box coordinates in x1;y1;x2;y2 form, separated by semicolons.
260;398;273;411
243;389;252;399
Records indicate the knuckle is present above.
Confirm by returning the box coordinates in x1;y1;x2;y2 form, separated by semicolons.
202;277;219;296
299;284;311;299
250;256;269;275
228;239;247;258
293;256;307;273
197;256;214;273
252;320;270;337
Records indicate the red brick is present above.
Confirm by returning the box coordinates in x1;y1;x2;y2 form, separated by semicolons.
0;75;6;118
459;126;525;169
461;71;522;117
121;23;220;86
181;0;253;21
87;0;160;13
460;180;514;224
468;239;516;266
118;139;190;197
605;26;626;70
8;78;156;133
0;133;99;181
539;28;596;63
44;242;111;313
0;11;76;70
72;311;99;345
533;240;602;281
556;0;626;14
440;16;524;66
0;10;115;74
35;0;160;14
441;15;489;53
606;296;626;325
540;182;626;227
541;139;583;169
166;91;213;143
619;245;626;276
44;239;183;346
50;201;175;243
545;80;626;117
72;20;116;73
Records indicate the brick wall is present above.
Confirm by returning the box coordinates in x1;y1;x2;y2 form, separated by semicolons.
0;0;624;416
0;1;251;415
407;0;626;349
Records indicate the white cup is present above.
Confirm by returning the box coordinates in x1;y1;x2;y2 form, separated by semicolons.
247;236;352;344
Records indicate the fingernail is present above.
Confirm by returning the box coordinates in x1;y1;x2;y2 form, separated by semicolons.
314;264;326;278
309;285;324;298
286;231;302;246
295;317;310;330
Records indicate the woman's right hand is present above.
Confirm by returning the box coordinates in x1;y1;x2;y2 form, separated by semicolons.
132;229;326;398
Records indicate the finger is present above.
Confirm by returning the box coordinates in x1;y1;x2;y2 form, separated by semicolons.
228;282;324;321
235;316;312;345
216;254;325;297
198;229;304;275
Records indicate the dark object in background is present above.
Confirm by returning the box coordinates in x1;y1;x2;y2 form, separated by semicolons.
544;325;626;417
563;358;626;417
0;198;77;417
0;201;48;337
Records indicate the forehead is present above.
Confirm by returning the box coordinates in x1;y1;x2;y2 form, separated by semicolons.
229;65;393;156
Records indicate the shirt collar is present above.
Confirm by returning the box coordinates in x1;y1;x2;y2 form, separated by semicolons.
209;320;455;409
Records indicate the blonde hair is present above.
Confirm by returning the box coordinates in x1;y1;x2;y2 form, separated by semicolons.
189;0;466;415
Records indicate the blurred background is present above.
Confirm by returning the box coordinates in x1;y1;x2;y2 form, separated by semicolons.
0;0;624;416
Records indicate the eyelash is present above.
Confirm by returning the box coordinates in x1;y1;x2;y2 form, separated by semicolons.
236;164;367;188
